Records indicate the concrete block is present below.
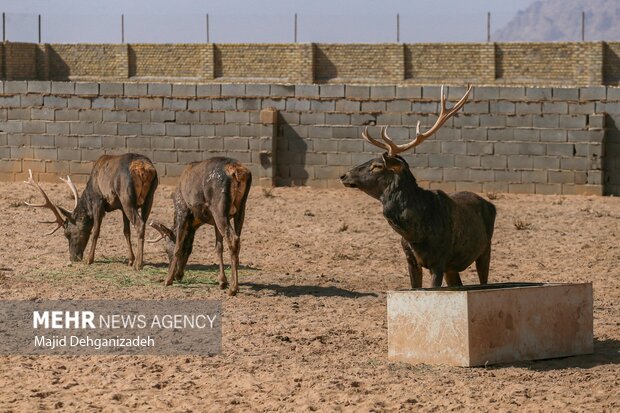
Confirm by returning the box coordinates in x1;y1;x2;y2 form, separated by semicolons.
387;100;411;112
174;137;199;150
100;136;126;149
350;114;376;126
370;86;395;99
412;102;438;114
473;86;500;100
533;115;559;128
560;115;587;129
115;123;140;136
125;110;151;123
21;94;43;107
377;113;401;125
70;122;94;135
262;99;287;111
215;125;240;137
8;109;30;120
139;97;163;110
47;123;71;135
549;170;575;184
196;84;221;97
507;155;533;170
176;111;200;124
490;101;515;114
198;137;224;151
150;136;174;149
579;86;606;101
75;82;99;96
310;100;336;112
295;85;319;98
244;84;269;97
188;98;213;111
494;142;520;155
225;111;250;124
526;87;552;101
422;85;443;99
553;88;579;101
30;108;55;121
543;102;568;114
488;128;514;141
568;102;595;115
100;83;124;96
126;136;151;149
480;115;506;127
5;81;28;94
78;136;101;148
453;115;480;128
499;87;526;100
22;120;47;134
463;101;489;114
396;86;422;99
237;98;261;111
163;98;187;110
495;170;521;182
94;123;117;135
153;150;177;163
44;96;67;108
319;85;345;98
345;85;370;99
540;129;567;142
428;154;454;168
51;82;75;94
362;101;387;112
454;155;480;168
507;115;533;128
515;102;541;114
166;124;191;137
172;84;196;98
441;141;467;154
115;98;139;109
148;83;172;97
220;84;245;97
201;111;225;124
305;153;327;165
546;143;574;156
27;81;52;94
270;85;294;97
519;142;546;156
481;155;507;169
67;97;91;109
325;113;351;126
334;99;359;112
534;156;560;170
31;134;55;147
469;169;494;182
124;83;147;96
443;168;468;182
103;110;127;122
92;97;115;109
0;96;20;106
79;109;103;122
513;128;539;141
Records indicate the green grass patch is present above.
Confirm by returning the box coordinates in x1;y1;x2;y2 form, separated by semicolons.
26;255;257;290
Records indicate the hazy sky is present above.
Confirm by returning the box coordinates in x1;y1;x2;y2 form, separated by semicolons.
1;0;537;43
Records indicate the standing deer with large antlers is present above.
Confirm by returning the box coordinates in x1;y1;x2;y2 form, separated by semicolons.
148;157;252;296
24;153;158;269
341;85;496;288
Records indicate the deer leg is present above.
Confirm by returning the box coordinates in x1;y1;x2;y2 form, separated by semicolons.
213;216;239;296
85;208;105;265
122;213;135;267
475;246;491;285
214;227;228;290
445;271;463;287
400;238;422;288
430;266;445;288
134;184;156;271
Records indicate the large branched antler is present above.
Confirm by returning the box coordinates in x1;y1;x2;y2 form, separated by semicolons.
147;221;175;243
59;175;79;212
362;84;473;156
24;170;67;235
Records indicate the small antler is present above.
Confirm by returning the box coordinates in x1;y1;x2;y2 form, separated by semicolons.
59;175;79;212
147;221;175;243
24;170;67;235
363;84;473;156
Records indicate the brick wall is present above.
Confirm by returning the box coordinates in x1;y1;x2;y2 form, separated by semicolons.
2;42;619;86
0;81;617;195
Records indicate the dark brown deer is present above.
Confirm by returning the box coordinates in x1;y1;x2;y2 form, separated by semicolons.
24;153;158;270
341;85;496;288
148;157;252;296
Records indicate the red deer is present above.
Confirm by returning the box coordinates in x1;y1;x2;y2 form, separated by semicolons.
24;153;158;270
340;85;496;288
148;157;252;296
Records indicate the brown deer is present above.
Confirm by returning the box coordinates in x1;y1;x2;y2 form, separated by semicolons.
24;153;158;270
340;85;496;288
148;157;252;296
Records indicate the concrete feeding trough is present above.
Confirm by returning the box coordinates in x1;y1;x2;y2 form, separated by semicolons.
388;282;593;367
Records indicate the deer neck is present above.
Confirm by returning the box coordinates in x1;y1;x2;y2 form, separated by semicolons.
379;172;432;236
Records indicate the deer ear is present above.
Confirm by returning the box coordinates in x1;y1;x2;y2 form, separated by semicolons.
382;153;405;173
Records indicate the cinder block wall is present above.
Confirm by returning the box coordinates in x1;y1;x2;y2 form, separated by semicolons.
0;81;618;195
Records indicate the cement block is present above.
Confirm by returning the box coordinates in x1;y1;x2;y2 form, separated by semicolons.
100;83;124;96
245;84;270;97
553;88;579;101
5;81;28;94
172;84;197;98
579;86;606;101
27;81;52;94
345;85;370;99
51;82;75;95
526;88;552;101
295;85;319;98
370;86;395;99
75;82;99;96
148;83;172;97
163;98;187;110
320;85;345;98
395;86;422;99
196;84;221;97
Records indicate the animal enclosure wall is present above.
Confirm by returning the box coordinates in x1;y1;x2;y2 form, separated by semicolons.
0;81;618;195
2;41;620;86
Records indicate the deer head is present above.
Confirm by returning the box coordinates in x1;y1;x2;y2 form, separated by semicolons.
341;85;472;198
24;170;91;262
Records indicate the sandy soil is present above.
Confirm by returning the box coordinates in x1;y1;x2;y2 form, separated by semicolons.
0;181;619;412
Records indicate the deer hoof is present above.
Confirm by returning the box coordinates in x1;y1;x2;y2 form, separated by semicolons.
219;281;228;290
227;289;237;297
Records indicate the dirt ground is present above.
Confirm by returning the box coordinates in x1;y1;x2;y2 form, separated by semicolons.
0;180;619;412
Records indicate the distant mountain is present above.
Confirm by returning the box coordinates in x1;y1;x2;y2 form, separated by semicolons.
494;0;620;41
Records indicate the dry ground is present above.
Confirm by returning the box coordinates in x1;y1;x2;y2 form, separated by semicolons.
0;181;619;412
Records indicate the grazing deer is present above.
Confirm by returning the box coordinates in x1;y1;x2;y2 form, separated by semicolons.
341;85;496;288
148;157;252;296
24;153;158;270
